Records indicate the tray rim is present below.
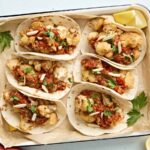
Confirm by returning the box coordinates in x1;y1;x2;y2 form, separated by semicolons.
0;3;150;148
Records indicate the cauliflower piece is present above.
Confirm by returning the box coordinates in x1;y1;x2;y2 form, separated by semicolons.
103;23;117;33
133;49;140;60
31;21;44;29
57;26;68;39
120;32;143;48
125;72;134;88
33;61;41;72
20;117;32;131
82;68;97;83
49;113;58;125
7;59;20;70
90;18;104;31
94;42;112;56
41;61;53;72
105;51;113;59
20;35;29;46
37;105;53;118
54;66;67;80
67;32;80;46
79;112;96;123
88;32;99;41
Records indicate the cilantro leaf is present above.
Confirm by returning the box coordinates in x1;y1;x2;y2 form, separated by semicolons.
43;80;48;86
87;105;93;113
68;77;74;83
91;92;99;99
11;96;19;101
127;110;143;126
111;44;118;54
103;110;112;117
107;79;116;89
44;31;55;38
131;91;147;111
23;67;32;74
31;105;36;113
0;31;13;52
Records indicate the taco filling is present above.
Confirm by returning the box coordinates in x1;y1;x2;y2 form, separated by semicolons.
7;58;70;93
88;18;143;65
75;90;123;129
3;90;58;131
19;20;80;54
81;57;134;94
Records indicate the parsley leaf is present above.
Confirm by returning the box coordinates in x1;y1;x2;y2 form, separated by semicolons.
0;31;13;52
127;91;147;126
31;105;36;113
23;67;32;74
131;91;147;111
107;79;116;89
103;110;112;117
127;110;143;126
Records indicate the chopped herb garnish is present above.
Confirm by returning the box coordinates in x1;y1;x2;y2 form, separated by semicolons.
31;105;36;113
103;110;112;117
68;77;74;83
87;105;93;113
23;67;32;74
60;40;68;48
107;79;116;89
11;96;19;101
127;91;147;126
43;80;48;86
47;83;54;88
112;44;118;54
91;92;99;99
0;31;13;52
44;31;55;38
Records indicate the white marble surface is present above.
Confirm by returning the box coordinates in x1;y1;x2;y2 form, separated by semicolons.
0;0;150;149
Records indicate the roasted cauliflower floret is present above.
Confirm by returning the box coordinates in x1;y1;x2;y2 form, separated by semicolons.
90;18;104;31
54;67;67;80
31;21;44;29
79;112;96;123
41;61;53;72
120;32;143;48
133;49;140;60
48;113;58;125
125;72;134;88
67;32;80;46
37;105;53;118
103;23;117;33
95;42;112;56
20;35;29;46
7;59;20;70
57;26;67;40
88;32;99;41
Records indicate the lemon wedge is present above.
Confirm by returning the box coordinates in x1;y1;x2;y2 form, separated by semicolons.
113;10;147;29
146;136;150;150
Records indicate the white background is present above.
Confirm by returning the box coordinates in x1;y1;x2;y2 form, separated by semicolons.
0;0;150;150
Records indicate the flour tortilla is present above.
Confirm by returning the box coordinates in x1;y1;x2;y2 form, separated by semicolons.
81;15;147;69
5;56;73;101
15;14;81;61
67;83;132;136
1;88;67;134
73;54;138;100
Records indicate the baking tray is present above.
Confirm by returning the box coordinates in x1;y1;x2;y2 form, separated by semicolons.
0;3;150;148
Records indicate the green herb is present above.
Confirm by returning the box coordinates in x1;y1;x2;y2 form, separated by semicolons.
44;31;55;38
55;36;61;42
0;31;13;52
127;91;147;126
91;92;99;99
103;110;112;117
47;83;54;88
60;40;68;48
11;96;19;101
127;110;143;126
68;77;74;83
87;105;93;113
112;44;118;54
23;67;32;74
31;105;36;113
43;80;48;86
107;79;116;89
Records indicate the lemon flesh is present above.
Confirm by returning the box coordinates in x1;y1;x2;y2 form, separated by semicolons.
113;10;147;29
146;136;150;150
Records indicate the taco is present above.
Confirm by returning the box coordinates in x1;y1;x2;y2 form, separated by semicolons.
15;15;81;60
1;87;66;134
6;56;73;100
73;54;138;100
67;83;131;136
81;16;146;69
